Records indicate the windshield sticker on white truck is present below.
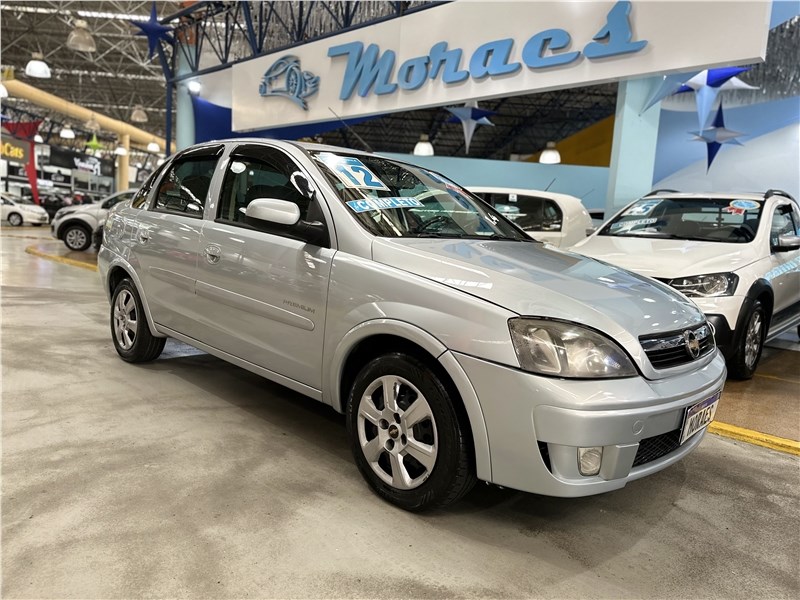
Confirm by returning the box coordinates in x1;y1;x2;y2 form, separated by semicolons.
346;197;424;213
623;199;661;216
317;154;390;190
611;217;658;231
724;199;761;215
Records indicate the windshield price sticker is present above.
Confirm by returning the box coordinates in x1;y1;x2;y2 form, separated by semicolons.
318;154;389;190
724;199;761;215
346;197;423;213
612;217;658;230
623;199;662;217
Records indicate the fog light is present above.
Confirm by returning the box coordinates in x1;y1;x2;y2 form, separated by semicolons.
578;447;603;476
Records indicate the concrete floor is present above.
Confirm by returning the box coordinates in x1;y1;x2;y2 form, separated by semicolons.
2;232;799;598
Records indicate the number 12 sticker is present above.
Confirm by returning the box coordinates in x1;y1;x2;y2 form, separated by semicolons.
319;154;389;191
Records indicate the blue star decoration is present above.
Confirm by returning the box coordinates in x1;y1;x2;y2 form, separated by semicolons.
690;103;745;170
677;67;758;130
445;101;495;154
132;2;173;60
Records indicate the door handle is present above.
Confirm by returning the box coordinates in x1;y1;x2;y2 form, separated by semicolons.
204;245;221;264
138;229;150;244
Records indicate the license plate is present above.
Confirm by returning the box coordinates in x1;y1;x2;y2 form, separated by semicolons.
680;391;720;445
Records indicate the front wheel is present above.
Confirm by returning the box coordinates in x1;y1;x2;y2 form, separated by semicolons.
7;212;23;227
729;301;766;379
346;353;476;511
110;279;166;363
63;224;92;251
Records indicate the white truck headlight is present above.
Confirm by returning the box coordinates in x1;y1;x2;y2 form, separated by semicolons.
667;273;738;297
509;318;637;379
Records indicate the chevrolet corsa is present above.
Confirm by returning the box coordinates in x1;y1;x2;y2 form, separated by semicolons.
99;141;726;511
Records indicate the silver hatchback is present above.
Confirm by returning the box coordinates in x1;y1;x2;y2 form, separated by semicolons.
99;140;726;510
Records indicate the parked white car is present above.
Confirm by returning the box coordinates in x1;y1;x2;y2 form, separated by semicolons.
99;140;726;510
573;190;800;379
51;190;135;251
1;193;50;226
469;186;593;247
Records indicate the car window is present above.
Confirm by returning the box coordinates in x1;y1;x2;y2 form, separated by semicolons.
600;197;764;243
770;205;796;248
311;153;527;241
218;145;315;225
473;193;562;232
102;192;133;210
153;157;218;217
131;163;168;209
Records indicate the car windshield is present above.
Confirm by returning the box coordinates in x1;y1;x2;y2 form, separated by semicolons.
600;197;764;243
16;197;35;205
311;151;529;241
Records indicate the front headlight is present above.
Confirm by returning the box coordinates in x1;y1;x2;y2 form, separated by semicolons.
667;273;738;297
55;208;77;219
509;318;637;379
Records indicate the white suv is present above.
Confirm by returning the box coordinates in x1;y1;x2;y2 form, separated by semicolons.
51;190;135;251
573;190;800;379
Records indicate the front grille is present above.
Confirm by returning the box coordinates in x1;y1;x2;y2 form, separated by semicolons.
632;428;682;467
640;323;714;369
537;441;552;472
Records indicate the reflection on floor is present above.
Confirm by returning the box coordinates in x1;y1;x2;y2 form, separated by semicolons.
11;229;800;442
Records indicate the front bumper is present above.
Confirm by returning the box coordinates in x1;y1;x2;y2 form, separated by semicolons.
454;350;727;497
25;212;49;224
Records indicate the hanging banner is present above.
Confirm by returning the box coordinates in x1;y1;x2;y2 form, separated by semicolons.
230;0;771;132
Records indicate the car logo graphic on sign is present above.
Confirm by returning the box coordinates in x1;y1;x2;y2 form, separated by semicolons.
683;330;701;359
258;55;319;110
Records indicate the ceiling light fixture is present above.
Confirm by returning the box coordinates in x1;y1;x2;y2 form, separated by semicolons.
59;124;75;139
114;144;128;156
34;134;44;143
66;19;96;52
146;141;160;153
539;141;561;165
130;104;148;123
187;80;201;95
25;52;51;79
0;82;7;99
413;134;434;156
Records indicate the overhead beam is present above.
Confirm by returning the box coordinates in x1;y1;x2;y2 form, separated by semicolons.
4;79;171;151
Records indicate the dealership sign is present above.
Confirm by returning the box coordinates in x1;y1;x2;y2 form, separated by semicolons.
1;138;29;164
230;0;771;131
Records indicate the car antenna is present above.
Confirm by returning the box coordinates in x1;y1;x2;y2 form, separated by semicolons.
544;177;556;191
328;107;374;153
580;188;595;199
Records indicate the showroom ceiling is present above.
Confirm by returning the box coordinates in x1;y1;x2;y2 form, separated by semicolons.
1;2;797;158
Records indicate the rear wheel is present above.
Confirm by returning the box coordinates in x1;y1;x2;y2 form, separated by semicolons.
110;279;166;363
63;224;92;251
729;301;766;379
8;212;22;227
346;352;475;511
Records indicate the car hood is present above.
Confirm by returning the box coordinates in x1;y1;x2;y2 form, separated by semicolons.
371;238;705;340
571;235;760;278
58;204;103;217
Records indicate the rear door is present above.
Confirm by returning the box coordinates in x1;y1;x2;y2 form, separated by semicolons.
193;143;334;391
131;144;223;335
767;201;800;317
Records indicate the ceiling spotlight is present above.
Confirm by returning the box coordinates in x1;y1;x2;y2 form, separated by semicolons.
25;52;51;79
66;19;96;53
187;80;201;95
114;144;128;156
539;141;561;165
34;134;44;143
59;125;75;139
413;134;434;156
156;156;166;166
0;82;7;99
146;141;160;153
130;104;148;123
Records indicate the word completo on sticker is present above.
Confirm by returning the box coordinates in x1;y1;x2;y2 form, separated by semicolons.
346;197;424;213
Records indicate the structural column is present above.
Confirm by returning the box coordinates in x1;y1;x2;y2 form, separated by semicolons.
175;37;196;151
116;134;130;192
605;76;662;216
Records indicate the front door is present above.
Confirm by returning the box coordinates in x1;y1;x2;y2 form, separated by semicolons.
194;144;334;391
766;202;800;316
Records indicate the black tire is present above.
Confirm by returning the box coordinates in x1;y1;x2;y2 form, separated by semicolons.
7;212;23;227
729;300;766;380
63;224;93;251
110;278;166;363
346;352;476;511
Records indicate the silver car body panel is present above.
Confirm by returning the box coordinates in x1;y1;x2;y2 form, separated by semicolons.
98;139;728;497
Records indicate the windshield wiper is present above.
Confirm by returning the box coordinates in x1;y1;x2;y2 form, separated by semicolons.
407;232;530;242
607;232;717;241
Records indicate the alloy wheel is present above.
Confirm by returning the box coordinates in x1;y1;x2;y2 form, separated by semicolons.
744;311;763;369
113;290;137;350
357;375;438;490
8;214;22;226
65;228;88;250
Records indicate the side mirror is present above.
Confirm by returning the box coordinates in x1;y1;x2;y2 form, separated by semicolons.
774;233;800;252
245;198;300;226
244;198;328;247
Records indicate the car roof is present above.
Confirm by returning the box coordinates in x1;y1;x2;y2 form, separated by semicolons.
645;192;771;201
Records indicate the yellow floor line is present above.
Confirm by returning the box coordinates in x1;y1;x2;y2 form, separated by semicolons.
4;234;52;240
709;421;800;456
25;246;98;272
